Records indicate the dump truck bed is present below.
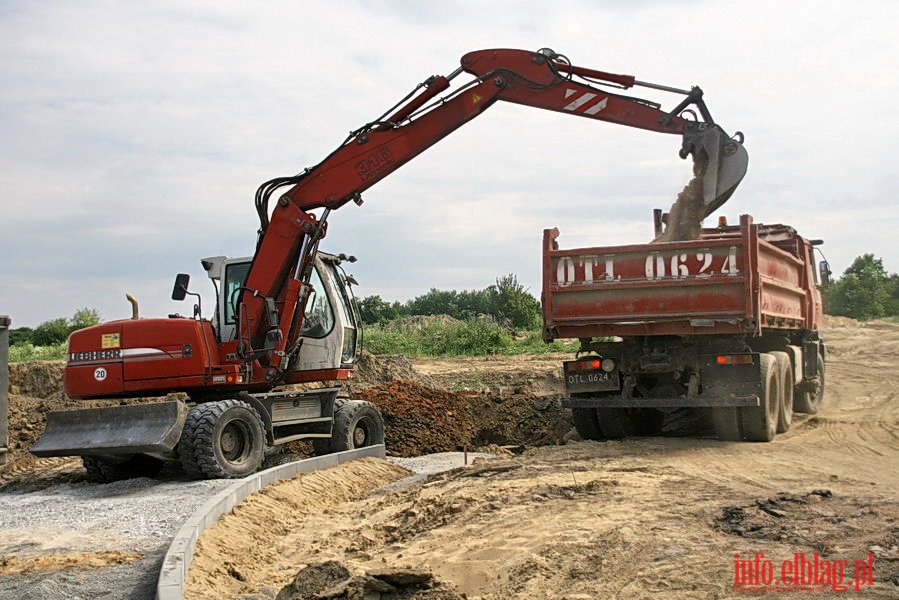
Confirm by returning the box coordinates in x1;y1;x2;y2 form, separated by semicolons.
542;214;823;340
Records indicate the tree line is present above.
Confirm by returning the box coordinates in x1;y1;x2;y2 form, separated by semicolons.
358;274;541;330
823;254;899;321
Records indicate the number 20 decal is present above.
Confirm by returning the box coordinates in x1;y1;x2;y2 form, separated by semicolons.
644;246;739;280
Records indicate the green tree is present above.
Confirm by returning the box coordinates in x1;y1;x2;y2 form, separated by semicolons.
487;274;541;330
9;327;33;345
29;307;102;346
358;295;406;325
70;307;101;330
824;254;893;320
31;317;71;345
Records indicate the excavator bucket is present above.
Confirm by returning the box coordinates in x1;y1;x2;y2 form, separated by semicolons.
682;124;749;217
30;400;188;458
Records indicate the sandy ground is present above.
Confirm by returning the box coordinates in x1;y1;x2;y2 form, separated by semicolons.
1;317;897;598
181;317;898;599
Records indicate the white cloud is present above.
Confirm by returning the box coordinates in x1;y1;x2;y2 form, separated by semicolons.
2;0;898;326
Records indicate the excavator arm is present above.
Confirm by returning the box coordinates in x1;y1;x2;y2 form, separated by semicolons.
239;47;749;378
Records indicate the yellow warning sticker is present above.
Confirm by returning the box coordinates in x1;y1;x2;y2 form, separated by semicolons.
471;93;483;104
101;333;121;349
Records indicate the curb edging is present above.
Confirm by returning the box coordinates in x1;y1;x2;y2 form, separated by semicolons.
155;444;386;600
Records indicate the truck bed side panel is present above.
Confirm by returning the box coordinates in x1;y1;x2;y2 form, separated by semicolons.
542;216;815;339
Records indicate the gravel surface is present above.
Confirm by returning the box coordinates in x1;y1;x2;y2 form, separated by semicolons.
0;453;485;600
0;474;234;600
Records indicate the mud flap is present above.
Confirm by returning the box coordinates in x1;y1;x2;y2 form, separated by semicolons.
682;123;749;216
30;400;189;458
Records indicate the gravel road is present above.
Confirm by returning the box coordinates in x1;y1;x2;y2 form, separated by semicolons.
0;453;483;600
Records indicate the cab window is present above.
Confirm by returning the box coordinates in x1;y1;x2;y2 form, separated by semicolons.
301;268;334;338
223;262;251;325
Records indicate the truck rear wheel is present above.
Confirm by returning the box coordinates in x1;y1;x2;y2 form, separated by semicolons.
571;407;603;441
741;353;779;442
596;408;634;439
795;350;825;414
711;408;743;441
83;454;164;483
770;351;793;433
178;399;265;479
329;400;385;453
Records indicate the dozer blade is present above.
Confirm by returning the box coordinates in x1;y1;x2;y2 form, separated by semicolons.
30;400;188;458
682;123;749;217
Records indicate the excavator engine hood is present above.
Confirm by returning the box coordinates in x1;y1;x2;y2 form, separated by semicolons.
682;123;749;217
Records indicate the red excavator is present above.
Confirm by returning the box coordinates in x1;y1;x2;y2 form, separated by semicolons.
31;48;748;480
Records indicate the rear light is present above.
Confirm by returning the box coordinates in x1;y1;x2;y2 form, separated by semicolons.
572;357;616;372
716;354;754;365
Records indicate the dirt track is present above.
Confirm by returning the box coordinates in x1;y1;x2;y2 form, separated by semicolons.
2;317;898;598
182;317;899;599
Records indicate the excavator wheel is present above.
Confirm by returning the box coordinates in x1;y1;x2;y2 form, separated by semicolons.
82;454;164;483
328;400;384;453
178;399;265;479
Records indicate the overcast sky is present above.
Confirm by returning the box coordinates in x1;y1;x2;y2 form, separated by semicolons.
2;1;897;328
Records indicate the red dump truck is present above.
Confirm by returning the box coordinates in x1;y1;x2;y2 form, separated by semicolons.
542;214;828;442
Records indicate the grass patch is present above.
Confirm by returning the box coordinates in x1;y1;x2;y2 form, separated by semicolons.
9;342;67;363
363;316;578;357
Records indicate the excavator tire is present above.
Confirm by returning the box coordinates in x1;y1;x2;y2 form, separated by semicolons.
741;353;779;442
312;398;348;455
328;400;384;453
178;399;265;479
83;454;164;483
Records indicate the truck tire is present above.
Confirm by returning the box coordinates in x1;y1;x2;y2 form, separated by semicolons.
178;399;265;479
571;407;603;441
83;454;164;483
741;353;779;442
329;400;385;453
795;350;825;414
711;408;743;441
596;408;634;439
770;351;793;433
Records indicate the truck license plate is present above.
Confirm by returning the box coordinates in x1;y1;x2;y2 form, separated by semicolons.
563;362;620;393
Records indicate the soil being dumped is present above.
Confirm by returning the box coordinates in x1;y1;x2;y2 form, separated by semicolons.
654;153;709;243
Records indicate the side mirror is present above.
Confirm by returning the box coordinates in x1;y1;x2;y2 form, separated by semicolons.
818;260;831;286
172;273;191;301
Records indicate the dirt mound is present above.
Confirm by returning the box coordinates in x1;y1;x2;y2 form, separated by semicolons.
275;562;463;600
356;382;477;456
357;381;570;457
8;361;66;399
348;351;440;391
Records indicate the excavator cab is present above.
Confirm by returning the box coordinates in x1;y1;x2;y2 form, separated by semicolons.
202;252;360;371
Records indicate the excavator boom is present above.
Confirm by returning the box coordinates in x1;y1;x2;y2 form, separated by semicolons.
241;48;748;370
